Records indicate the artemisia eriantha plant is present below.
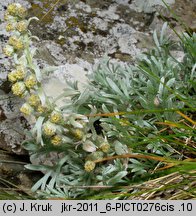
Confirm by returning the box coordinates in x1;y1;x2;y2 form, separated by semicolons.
3;4;195;199
3;3;122;198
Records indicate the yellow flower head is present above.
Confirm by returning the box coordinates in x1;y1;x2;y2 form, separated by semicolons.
100;142;110;153
7;3;27;18
43;121;57;136
8;36;24;50
15;40;24;50
25;75;37;89
8;67;26;82
6;22;15;32
16;5;27;18
3;45;14;57
7;3;17;15
51;135;62;145
50;111;62;124
20;103;33;115
28;94;40;107
11;82;26;96
8;36;17;45
16;20;28;33
84;160;96;172
16;68;26;79
36;105;47;114
8;71;17;82
71;128;84;140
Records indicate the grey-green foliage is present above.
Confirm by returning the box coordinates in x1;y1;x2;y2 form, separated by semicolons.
74;59;138;113
24;149;91;197
180;33;196;97
73;24;195;122
137;31;196;111
69;23;195;175
23;23;195;198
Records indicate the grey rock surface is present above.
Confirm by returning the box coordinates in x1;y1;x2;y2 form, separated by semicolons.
0;93;28;154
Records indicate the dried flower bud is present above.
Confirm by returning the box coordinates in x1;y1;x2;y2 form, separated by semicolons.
11;82;26;96
50;111;62;124
6;22;15;32
3;45;14;57
28;94;40;107
84;160;96;172
43;121;57;136
25;75;37;89
16;20;28;33
83;140;97;153
20;103;33;115
51;135;62;145
100;142;110;153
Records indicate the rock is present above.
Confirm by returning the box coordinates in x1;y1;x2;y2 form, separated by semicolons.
0;152;42;192
0;93;28;155
130;0;175;13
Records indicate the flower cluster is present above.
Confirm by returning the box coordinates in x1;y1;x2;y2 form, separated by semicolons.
25;75;37;89
8;36;24;50
50;111;63;124
43;121;57;136
3;3;27;57
7;3;27;19
4;4;42;115
28;94;40;107
3;45;14;57
12;81;26;97
84;160;96;172
51;135;62;145
4;4;112;180
20;103;34;115
8;66;26;82
4;3;28;98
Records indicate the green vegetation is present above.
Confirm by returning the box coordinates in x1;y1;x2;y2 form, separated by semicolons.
1;3;195;200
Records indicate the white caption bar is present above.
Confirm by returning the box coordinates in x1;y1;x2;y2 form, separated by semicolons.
0;200;195;216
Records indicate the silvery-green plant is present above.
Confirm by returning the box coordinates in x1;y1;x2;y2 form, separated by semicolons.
3;4;127;198
68;23;195;180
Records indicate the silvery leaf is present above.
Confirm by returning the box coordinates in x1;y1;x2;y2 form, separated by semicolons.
114;140;128;155
83;140;97;152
